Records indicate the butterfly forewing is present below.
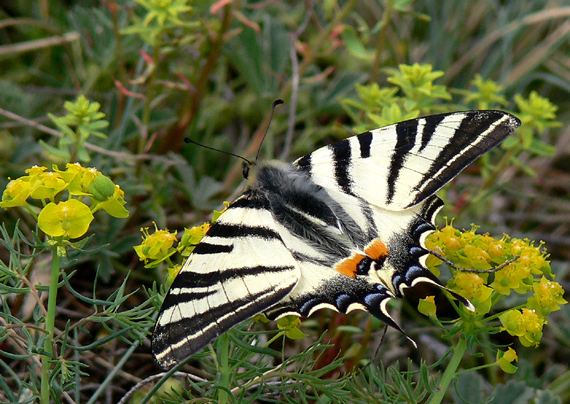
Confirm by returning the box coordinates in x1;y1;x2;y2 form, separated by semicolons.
295;111;520;210
152;194;300;369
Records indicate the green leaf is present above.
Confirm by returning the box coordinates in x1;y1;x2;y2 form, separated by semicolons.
488;381;534;404
454;373;485;404
535;390;562;404
224;26;265;94
39;140;71;160
528;138;556;157
342;26;374;61
286;327;309;340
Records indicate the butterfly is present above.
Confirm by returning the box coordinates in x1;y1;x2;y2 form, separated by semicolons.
152;110;520;369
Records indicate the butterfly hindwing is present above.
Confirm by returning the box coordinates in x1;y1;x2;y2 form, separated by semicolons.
267;111;518;327
264;193;448;332
152;194;301;369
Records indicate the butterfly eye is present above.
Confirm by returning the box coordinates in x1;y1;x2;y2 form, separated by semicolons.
242;163;250;179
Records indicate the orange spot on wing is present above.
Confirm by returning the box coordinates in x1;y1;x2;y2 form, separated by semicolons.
365;239;389;261
335;253;365;278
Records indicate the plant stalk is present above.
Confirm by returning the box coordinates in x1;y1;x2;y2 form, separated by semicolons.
427;336;468;404
217;333;231;404
40;247;60;404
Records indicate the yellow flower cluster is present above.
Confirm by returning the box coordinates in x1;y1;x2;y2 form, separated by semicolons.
134;222;211;286
134;227;178;264
490;238;549;295
447;272;493;315
1;163;129;240
499;308;546;347
133;203;227;285
425;222;567;353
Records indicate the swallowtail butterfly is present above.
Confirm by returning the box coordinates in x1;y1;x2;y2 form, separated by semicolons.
152;110;520;369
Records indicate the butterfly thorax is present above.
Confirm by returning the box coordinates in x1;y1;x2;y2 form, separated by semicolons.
244;160;369;262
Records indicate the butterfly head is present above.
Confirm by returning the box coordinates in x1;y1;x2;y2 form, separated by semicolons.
242;160;251;179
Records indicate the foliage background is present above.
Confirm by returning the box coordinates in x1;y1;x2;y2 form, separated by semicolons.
0;0;569;403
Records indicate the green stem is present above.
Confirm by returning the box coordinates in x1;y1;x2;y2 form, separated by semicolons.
40;247;60;404
264;331;286;348
427;336;468;404
455;361;495;376
217;333;231;404
369;0;394;85
457;146;516;215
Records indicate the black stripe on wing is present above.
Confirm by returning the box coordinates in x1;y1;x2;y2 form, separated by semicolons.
191;196;282;256
330;139;353;195
153;286;292;367
407;111;520;207
357;131;373;158
193;243;233;254
419;114;445;152
295;153;312;173
159;264;296;312
387;121;418;204
204;223;281;240
230;192;272;210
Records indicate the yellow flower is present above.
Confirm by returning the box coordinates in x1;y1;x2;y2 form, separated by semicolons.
418;296;437;319
30;171;67;200
499;308;545;347
436;223;463;250
179;223;210;256
1;178;34;208
134;226;178;263
453;272;492;299
491;262;532;295
38;199;94;239
56;163;100;195
449;272;493;314
444;233;462;250
26;165;48;177
276;315;308;340
487;240;505;258
497;347;518;374
461;244;491;269
527;277;568;316
1;166;51;208
100;185;129;218
90;177;129;218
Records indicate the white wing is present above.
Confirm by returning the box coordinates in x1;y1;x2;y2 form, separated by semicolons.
152;195;300;369
295;111;520;210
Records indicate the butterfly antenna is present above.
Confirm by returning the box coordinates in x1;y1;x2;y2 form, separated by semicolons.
184;138;252;166
255;99;284;162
